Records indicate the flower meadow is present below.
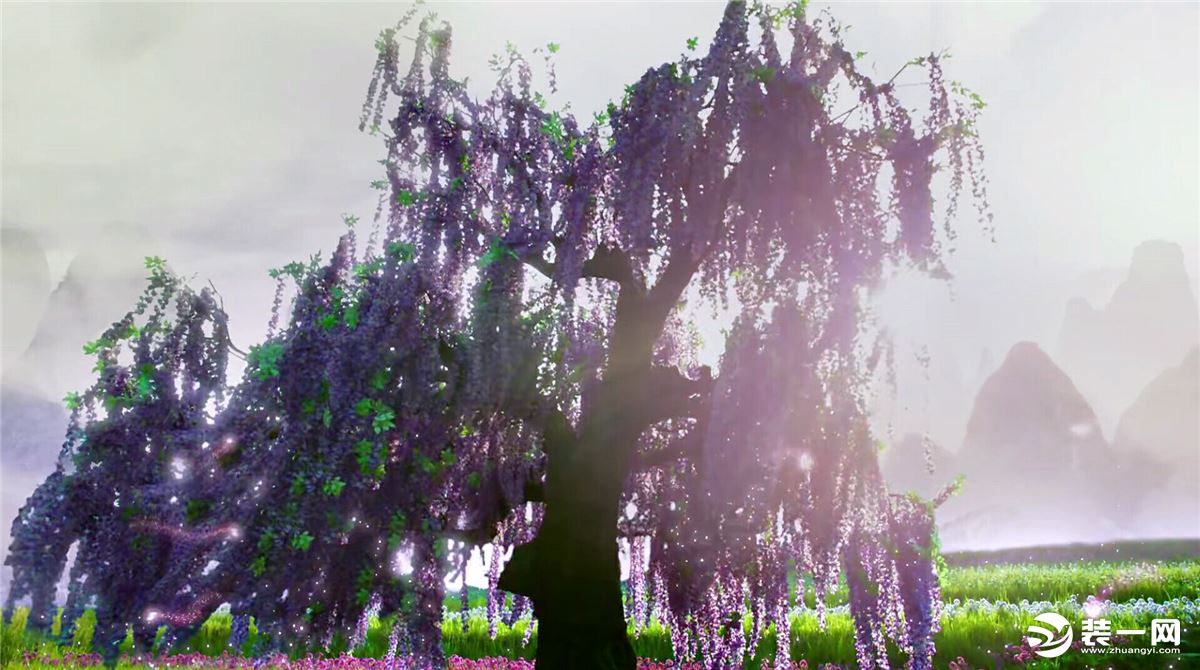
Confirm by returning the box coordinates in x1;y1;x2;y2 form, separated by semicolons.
5;553;1198;670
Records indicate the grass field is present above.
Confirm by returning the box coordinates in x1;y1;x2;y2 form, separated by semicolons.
4;540;1198;670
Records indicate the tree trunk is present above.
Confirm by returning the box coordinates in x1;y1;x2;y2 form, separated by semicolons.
501;266;680;669
500;392;641;670
523;487;635;668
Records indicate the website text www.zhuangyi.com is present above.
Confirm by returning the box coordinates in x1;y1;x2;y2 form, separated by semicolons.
1079;646;1183;656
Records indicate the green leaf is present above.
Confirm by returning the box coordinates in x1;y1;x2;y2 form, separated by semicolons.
185;499;211;524
83;337;113;356
355;398;374;417
752;65;776;84
370;368;390;391
686;37;699;51
343;305;360;329
63;392;81;411
418;455;437;475
247;343;286;381
546;42;560;54
355;440;375;473
396;190;415;206
387;241;417;262
322;477;346;497
370;180;388;190
539;112;565;144
372;406;395;434
477;237;519;269
291;531;314;552
250;556;268;577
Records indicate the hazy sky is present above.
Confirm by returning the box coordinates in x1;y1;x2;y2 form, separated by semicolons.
2;0;1198;424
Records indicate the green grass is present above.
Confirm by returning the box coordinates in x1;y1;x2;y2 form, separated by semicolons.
6;600;1197;670
943;538;1200;567
5;552;1199;669
785;559;1200;610
440;558;1200;613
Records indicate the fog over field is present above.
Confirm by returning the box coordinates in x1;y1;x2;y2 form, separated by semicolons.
2;2;1197;596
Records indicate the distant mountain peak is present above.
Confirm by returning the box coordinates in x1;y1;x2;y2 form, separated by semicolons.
1056;240;1200;433
961;341;1103;464
1127;239;1190;285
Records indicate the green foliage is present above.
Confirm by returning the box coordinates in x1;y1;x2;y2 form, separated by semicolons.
291;531;314;552
951;81;987;110
752;64;776;84
369;367;390;391
247;343;285;381
354;440;386;480
477;238;519;269
250;555;268;577
354;258;384;280
371;406;395;434
184;499;211;524
82;337;114;356
322;477;346;497
386;241;417;262
268;261;308;282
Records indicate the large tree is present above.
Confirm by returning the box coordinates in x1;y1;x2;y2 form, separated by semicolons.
5;2;986;669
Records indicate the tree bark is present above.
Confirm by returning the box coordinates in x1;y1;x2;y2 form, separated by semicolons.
501;387;641;670
502;244;701;669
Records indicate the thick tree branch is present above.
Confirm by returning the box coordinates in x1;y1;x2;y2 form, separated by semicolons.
634;366;715;470
638;365;714;426
582;245;636;285
520;242;636;288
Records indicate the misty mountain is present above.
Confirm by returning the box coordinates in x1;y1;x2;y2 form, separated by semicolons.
1111;348;1200;537
4;223;154;400
1;228;53;371
939;342;1124;549
1056;240;1200;433
1114;348;1200;468
959;341;1105;469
